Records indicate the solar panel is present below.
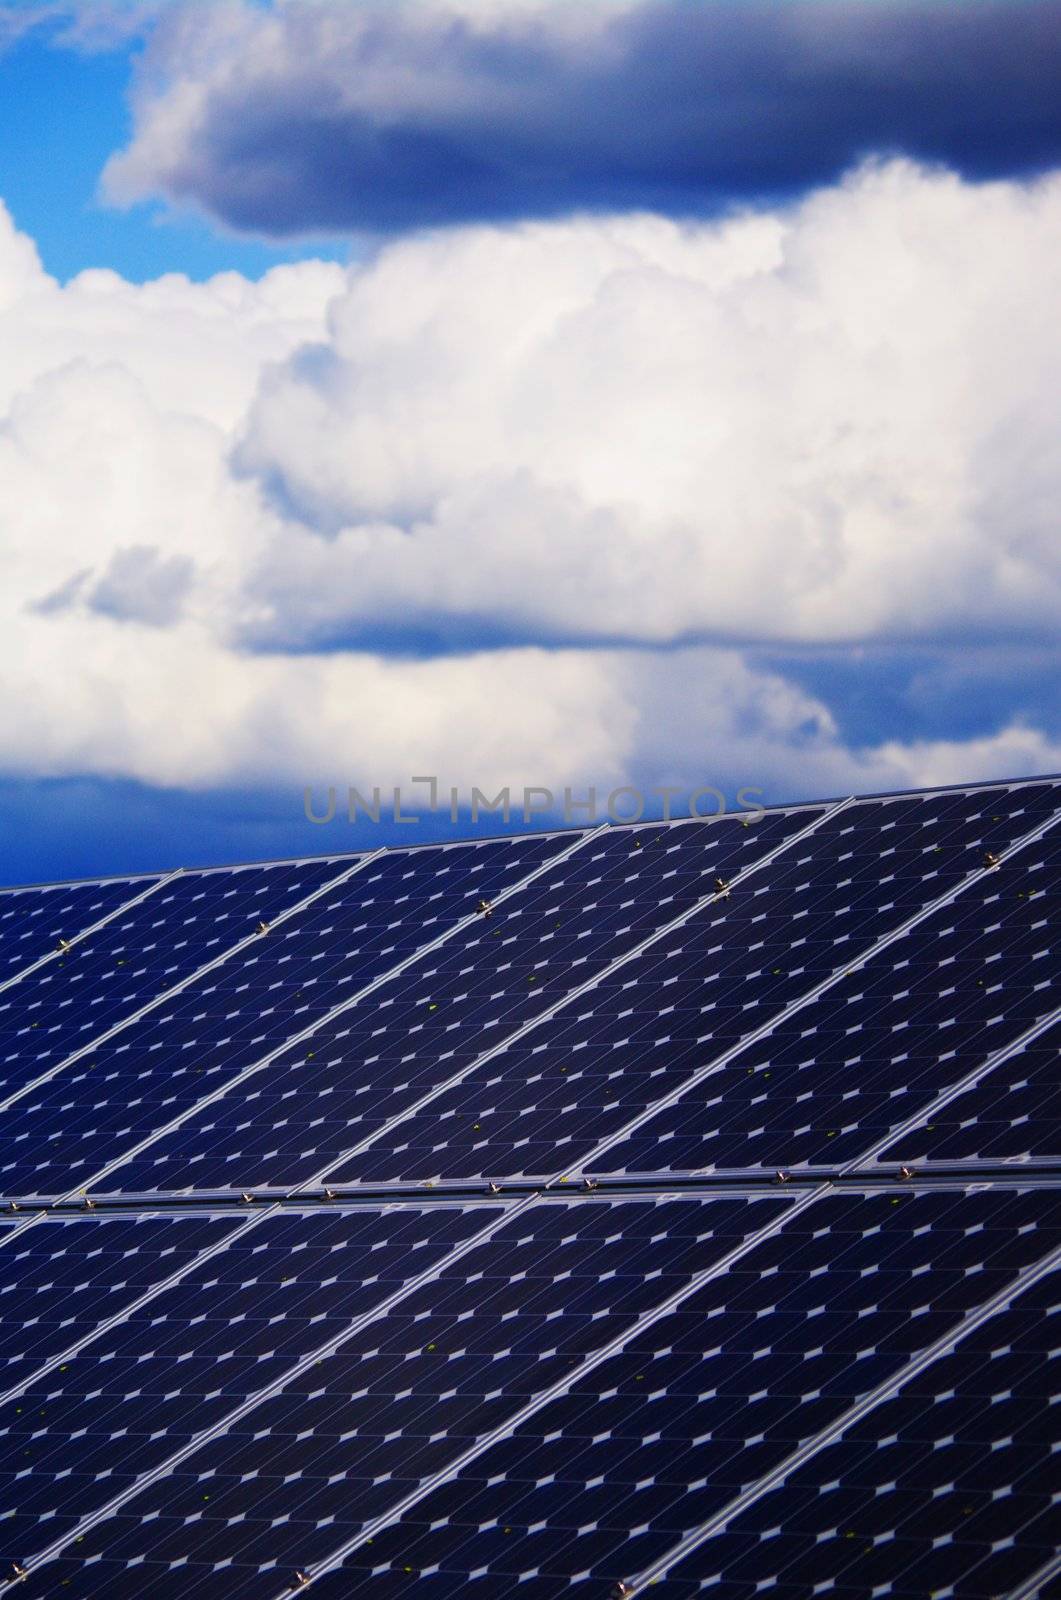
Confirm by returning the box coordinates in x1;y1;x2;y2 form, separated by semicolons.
0;833;578;1200
0;1211;244;1386
6;1184;1055;1600
872;1015;1061;1169
0;1202;506;1559
630;1234;1061;1600
138;783;1048;1195
0;875;159;983
0;775;1057;1600
575;824;1058;1181
0;860;355;1102
46;806;823;1198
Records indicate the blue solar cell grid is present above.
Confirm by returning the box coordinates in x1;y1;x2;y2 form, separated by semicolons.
0;1211;242;1387
645;1266;1061;1600
5;1184;1056;1600
274;785;1053;1190
83;808;819;1195
879;1016;1061;1168
0;876;155;982
589;824;1058;1180
0;858;349;1105
0;833;573;1199
0;1202;503;1563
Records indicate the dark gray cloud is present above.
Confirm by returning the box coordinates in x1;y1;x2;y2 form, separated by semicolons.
108;0;1061;234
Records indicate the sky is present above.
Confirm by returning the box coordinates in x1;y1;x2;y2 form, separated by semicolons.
0;0;1058;884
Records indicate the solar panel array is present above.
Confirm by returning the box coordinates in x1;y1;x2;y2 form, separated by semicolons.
0;776;1057;1600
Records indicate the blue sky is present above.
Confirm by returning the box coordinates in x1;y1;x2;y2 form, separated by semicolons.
0;19;351;282
0;0;1058;885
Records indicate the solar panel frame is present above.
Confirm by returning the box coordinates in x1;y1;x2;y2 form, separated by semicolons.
7;783;1049;1207
5;1178;1056;1599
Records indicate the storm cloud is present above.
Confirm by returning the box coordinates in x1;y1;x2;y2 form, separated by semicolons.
104;0;1061;235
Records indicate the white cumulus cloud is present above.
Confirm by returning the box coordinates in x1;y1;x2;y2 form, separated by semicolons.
238;159;1061;651
0;163;1058;805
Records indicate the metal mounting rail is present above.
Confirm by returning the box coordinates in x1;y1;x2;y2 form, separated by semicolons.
4;1159;1060;1218
0;868;182;1001
615;1236;1061;1596
563;804;1060;1183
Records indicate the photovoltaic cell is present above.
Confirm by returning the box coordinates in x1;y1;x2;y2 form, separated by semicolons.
90;809;818;1194
589;827;1058;1178
0;1203;501;1561
0;834;571;1198
0;876;155;982
876;1016;1061;1168
15;1185;1057;1600
641;1259;1060;1599
0;859;350;1103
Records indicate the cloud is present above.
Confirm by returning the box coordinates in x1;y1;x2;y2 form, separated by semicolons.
102;0;1061;235
235;160;1061;653
88;544;196;626
0;168;1058;807
0;198;46;309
